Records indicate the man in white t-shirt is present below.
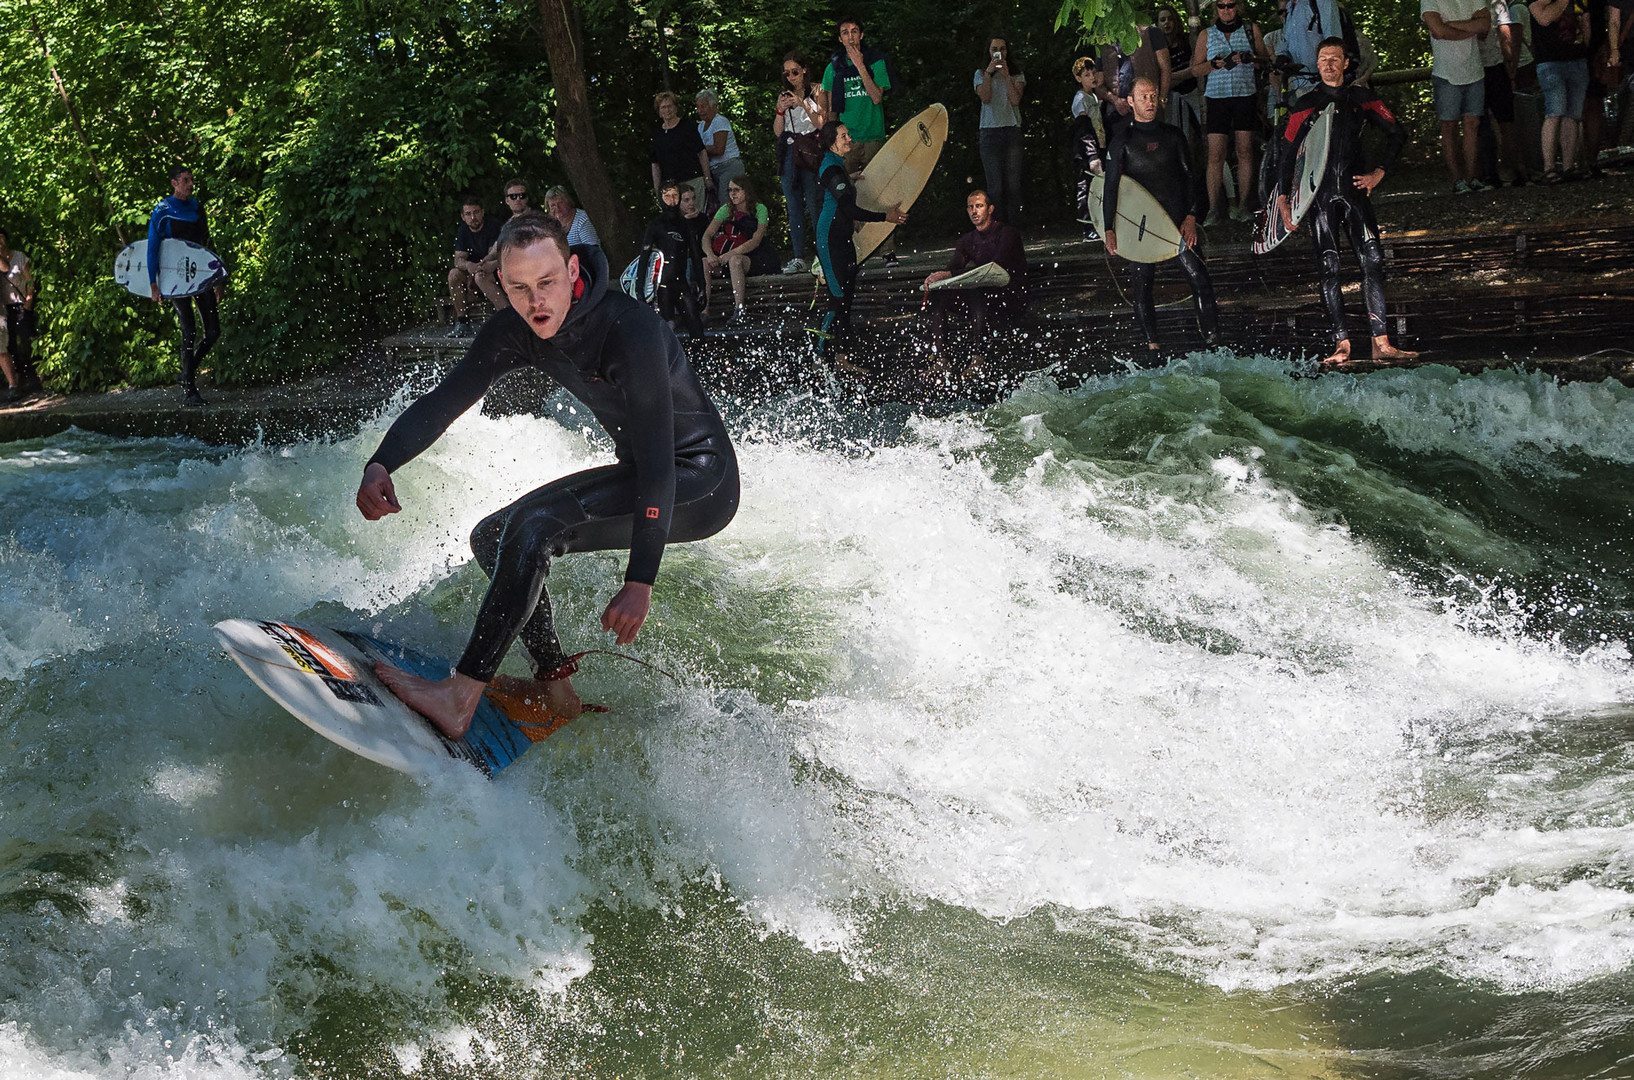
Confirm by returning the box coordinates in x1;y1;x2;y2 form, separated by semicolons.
1422;0;1493;192
695;89;745;213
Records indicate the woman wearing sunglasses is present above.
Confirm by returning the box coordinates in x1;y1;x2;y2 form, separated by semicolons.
1189;0;1269;225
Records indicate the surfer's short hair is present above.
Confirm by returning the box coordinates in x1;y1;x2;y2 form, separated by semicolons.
495;210;571;265
462;192;484;209
1131;75;1160;94
818;120;845;151
168;164;192;181
1317;36;1348;52
967;189;991;204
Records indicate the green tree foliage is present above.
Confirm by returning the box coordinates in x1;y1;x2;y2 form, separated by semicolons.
0;0;1436;392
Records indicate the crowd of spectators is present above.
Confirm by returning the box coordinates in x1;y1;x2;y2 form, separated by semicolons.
415;4;1631;364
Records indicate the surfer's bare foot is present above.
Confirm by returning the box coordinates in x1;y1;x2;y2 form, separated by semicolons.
1371;336;1418;362
1322;339;1354;367
489;674;584;721
375;663;485;739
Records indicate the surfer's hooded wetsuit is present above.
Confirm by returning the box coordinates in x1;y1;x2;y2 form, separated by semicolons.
367;244;739;682
1281;80;1405;343
147;195;219;392
813;148;888;358
640;203;706;339
1102;118;1218;347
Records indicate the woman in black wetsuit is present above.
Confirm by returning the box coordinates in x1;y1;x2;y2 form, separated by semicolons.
355;211;739;736
811;120;905;360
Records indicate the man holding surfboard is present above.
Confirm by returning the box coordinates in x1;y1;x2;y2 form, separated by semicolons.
355;211;739;736
1277;39;1417;366
1102;77;1219;353
922;190;1026;371
147;167;221;407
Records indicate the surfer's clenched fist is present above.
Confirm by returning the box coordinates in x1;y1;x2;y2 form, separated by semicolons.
601;581;652;646
356;462;402;520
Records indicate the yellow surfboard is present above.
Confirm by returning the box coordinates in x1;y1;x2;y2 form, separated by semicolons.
853;103;949;264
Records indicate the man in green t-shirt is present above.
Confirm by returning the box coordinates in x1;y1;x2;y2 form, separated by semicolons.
820;15;899;263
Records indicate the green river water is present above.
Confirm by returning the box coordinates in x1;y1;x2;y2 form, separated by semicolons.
4;353;1634;1078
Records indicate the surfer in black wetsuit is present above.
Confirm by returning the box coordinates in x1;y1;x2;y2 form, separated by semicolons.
355;211;739;737
1102;77;1218;353
640;182;706;340
148;166;221;407
1277;39;1417;367
813;120;906;363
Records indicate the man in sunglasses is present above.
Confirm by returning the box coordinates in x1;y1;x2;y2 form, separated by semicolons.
502;179;532;218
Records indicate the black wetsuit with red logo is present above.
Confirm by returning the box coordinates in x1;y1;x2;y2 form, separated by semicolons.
1281;82;1406;342
367;245;739;680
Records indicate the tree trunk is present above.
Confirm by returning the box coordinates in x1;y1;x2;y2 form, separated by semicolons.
537;0;632;266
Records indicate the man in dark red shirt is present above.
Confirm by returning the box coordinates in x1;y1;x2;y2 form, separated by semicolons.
921;189;1027;375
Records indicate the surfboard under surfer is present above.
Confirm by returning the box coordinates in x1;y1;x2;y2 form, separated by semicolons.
355;210;739;737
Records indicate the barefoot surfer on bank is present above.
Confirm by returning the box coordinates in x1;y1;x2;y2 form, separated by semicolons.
355;211;739;738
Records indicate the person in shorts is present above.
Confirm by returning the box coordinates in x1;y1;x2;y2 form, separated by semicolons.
1529;0;1593;179
1423;0;1492;192
1189;0;1269;223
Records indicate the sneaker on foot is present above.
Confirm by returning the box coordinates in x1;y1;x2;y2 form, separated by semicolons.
1203;210;1224;227
724;307;746;327
883;251;899;268
182;387;207;408
1469;178;1493;192
781;258;806;275
1454;179;1472;194
1081;226;1101;243
445;319;469;338
1229;205;1249;222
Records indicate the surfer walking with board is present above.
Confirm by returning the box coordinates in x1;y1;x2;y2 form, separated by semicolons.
354;211;739;737
1102;77;1219;353
1277;39;1417;366
148;167;221;407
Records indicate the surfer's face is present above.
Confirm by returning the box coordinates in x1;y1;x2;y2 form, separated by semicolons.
966;192;993;229
679;189;698;217
832;125;853;156
660;186;680;208
171;172;194;199
499;240;581;340
1131;82;1160;122
1317;46;1347;86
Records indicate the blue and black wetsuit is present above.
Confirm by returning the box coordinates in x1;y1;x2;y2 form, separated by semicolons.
1281;82;1406;343
366;246;739;682
147;195;219;391
812;150;887;357
1103;118;1218;347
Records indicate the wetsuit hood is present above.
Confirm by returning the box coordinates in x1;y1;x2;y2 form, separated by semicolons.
549;243;611;347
